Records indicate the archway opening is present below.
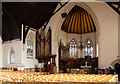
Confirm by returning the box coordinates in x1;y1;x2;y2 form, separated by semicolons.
58;4;98;73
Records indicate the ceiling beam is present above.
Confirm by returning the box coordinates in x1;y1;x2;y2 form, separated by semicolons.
43;2;69;31
23;25;30;43
107;2;120;15
53;2;68;15
58;2;63;7
24;3;44;27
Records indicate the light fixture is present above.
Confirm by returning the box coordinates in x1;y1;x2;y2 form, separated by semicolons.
61;12;68;18
79;34;85;51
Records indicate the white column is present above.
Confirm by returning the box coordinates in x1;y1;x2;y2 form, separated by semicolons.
0;1;3;68
0;37;3;68
118;15;120;56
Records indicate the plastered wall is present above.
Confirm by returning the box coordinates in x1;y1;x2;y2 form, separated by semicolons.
118;15;120;56
0;36;3;68
0;1;2;68
2;27;38;68
85;2;118;68
21;29;38;68
2;41;22;68
59;30;96;58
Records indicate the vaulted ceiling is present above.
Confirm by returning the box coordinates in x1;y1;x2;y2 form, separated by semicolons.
61;5;96;34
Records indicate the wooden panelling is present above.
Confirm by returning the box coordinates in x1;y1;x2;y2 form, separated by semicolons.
61;5;96;34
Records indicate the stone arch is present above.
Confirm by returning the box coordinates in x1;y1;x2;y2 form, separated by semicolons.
111;59;120;68
56;2;100;49
55;2;100;71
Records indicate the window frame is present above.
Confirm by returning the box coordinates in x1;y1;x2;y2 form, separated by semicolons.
69;38;78;58
85;38;94;58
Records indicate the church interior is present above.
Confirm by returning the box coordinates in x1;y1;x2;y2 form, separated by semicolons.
0;1;120;83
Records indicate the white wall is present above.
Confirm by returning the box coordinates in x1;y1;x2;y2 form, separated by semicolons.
58;30;96;58
21;29;38;68
58;30;67;45
85;2;118;68
2;41;22;68
118;15;120;56
67;32;96;58
0;1;2;68
0;36;3;68
2;27;38;68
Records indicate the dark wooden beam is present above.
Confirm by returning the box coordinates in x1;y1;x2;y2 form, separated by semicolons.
107;2;120;15
43;21;49;31
59;2;63;7
36;30;38;59
2;6;20;36
23;25;30;43
20;24;22;41
53;2;68;15
24;3;44;26
43;2;69;31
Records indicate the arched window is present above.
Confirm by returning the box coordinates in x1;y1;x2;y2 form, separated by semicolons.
85;39;94;58
10;47;15;64
27;33;34;58
69;39;78;58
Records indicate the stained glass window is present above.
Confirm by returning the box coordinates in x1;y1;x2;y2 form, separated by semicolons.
27;34;33;58
85;39;94;58
69;39;78;58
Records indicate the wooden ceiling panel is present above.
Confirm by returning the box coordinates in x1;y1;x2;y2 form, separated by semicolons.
2;2;58;42
61;5;96;34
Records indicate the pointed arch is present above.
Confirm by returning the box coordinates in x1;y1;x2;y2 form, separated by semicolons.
84;38;94;58
85;37;93;46
26;32;34;58
55;2;100;58
70;38;78;45
55;2;100;71
9;47;15;64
